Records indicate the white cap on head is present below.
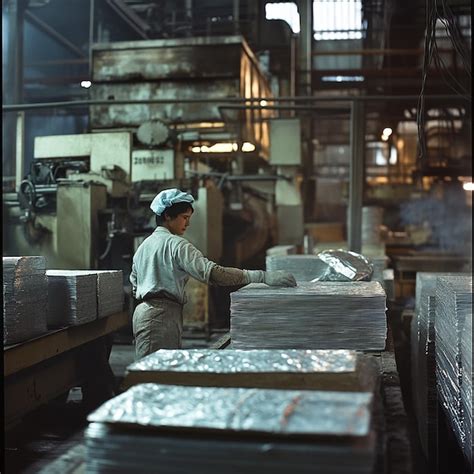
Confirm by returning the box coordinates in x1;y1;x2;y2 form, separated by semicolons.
150;188;195;216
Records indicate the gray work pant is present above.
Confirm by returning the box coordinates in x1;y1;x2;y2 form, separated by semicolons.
132;298;183;360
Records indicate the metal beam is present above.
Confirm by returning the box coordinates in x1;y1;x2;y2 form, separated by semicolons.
2;95;469;113
105;0;150;39
25;10;86;58
348;100;365;253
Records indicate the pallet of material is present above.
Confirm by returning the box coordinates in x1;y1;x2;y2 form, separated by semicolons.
230;281;387;351
73;270;124;318
123;349;379;393
3;256;48;345
86;383;376;473
435;275;472;467
46;270;98;327
410;272;460;462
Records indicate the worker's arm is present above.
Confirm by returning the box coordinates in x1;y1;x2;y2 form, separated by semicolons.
175;239;296;287
209;265;297;287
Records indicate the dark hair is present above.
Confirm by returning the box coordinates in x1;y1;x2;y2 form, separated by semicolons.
155;201;194;226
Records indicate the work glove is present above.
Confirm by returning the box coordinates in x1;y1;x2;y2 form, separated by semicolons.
263;270;297;287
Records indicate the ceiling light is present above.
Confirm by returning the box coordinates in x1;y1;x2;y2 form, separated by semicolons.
242;142;256;152
191;146;201;153
260;100;268;107
80;80;92;88
382;127;392;137
463;182;474;191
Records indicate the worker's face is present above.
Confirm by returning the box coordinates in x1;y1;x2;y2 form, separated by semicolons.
166;209;193;235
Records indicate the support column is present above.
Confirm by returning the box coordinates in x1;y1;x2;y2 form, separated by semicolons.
3;0;26;182
348;100;365;253
297;0;314;221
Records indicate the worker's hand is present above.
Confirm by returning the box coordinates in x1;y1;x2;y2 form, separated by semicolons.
263;270;297;287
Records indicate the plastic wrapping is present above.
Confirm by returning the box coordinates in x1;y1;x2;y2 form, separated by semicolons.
230;281;387;351
315;250;373;282
3;256;48;345
411;272;458;458
88;383;373;437
46;270;98;327
128;349;357;374
435;275;472;464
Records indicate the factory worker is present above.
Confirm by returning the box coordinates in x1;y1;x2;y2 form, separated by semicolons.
130;188;296;359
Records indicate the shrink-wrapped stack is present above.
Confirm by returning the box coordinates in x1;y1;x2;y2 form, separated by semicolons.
231;281;387;351
124;349;378;393
361;206;383;245
265;255;329;281
74;270;124;318
461;309;472;465
3;256;48;345
369;256;389;286
435;275;472;464
46;270;98;327
410;272;457;459
86;383;375;473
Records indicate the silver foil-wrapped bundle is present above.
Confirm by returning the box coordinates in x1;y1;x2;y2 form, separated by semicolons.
86;383;375;473
230;281;387;351
266;245;297;257
410;272;458;460
123;349;378;393
316;250;373;282
3;256;48;345
73;270;124;318
265;254;329;282
46;270;98;327
435;275;472;464
461;307;472;465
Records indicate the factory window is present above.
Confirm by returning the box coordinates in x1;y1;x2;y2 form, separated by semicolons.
313;0;363;40
265;3;300;33
265;1;363;39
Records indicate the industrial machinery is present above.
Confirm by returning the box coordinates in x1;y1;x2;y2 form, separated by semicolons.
3;35;305;331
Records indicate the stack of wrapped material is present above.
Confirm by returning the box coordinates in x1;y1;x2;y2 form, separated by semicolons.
231;281;387;351
461;307;472;465
266;245;297;257
265;255;329;282
435;275;472;465
74;270;123;318
3;256;48;345
86;383;375;473
46;270;98;327
410;272;457;460
123;349;378;393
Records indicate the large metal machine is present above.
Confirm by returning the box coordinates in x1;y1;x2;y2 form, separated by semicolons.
3;35;305;331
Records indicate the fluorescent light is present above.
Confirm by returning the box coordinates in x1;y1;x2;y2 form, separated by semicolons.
190;142;256;153
80;80;92;88
242;142;256;152
463;182;474;191
383;127;393;137
191;146;201;153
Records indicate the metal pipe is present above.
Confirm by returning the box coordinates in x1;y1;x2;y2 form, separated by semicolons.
2;95;468;112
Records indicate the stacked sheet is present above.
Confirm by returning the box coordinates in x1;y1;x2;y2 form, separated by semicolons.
410;272;457;460
46;270;98;327
435;275;472;465
230;281;387;351
74;270;123;318
123;349;378;393
265;255;329;282
461;307;472;465
3;256;48;345
86;383;375;474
